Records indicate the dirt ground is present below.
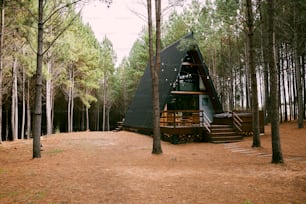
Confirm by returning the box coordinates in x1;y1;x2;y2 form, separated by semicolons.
0;121;305;204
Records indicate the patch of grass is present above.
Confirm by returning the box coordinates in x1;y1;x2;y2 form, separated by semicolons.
0;191;19;199
35;191;46;198
55;125;60;134
243;200;252;204
46;149;64;155
0;168;6;174
25;190;47;204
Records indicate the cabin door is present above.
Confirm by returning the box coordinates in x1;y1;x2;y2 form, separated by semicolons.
199;94;214;122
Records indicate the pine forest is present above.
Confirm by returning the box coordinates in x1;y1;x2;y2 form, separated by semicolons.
0;0;305;142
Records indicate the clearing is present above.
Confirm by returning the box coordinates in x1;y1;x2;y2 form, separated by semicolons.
0;121;305;204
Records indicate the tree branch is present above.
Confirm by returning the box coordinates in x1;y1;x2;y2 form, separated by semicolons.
43;0;83;25
42;10;81;56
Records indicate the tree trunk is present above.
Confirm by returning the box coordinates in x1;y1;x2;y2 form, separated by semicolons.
86;105;89;130
239;62;244;108
152;0;162;154
303;55;306;119
263;47;270;124
244;42;250;110
102;75;107;131
291;55;297;120
0;0;4;143
26;79;31;139
280;46;288;122
67;71;71;132
294;30;304;128
11;57;18;141
267;0;283;163
70;85;74;131
123;65;128;119
21;64;25;139
285;43;293;121
46;56;53;135
96;100;100;130
5;103;8;140
106;106;110;131
67;66;74;132
246;0;260;147
33;0;44;158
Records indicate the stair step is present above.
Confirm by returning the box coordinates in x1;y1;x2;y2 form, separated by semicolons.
208;123;242;143
210;124;232;128
209;135;242;139
211;139;242;144
210;132;237;135
211;129;236;133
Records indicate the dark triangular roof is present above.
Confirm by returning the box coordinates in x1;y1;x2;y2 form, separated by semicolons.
123;33;223;129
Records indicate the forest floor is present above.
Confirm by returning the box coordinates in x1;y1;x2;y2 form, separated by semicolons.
0;121;305;204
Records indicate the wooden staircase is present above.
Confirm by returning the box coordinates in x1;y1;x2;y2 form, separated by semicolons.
208;124;243;143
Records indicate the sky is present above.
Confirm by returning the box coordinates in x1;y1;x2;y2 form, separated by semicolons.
81;0;151;66
81;0;189;67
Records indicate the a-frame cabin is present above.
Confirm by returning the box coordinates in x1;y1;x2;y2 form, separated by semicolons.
123;33;263;143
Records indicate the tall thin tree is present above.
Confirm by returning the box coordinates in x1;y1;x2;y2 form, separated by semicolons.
245;0;260;147
267;0;284;163
293;2;304;128
147;0;162;154
33;0;44;158
152;0;162;154
0;0;4;143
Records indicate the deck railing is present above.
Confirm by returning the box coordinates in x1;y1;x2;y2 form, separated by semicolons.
160;110;211;132
202;111;212;133
232;112;243;132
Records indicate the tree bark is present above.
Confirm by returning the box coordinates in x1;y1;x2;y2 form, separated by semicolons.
21;64;25;139
246;0;260;147
11;56;18;141
152;0;162;154
46;56;53;135
33;0;44;158
67;66;74;132
147;0;162;154
67;84;71;132
244;42;250;110
263;46;270;124
26;80;31;139
86;105;89;131
293;18;304;128
102;75;107;131
303;55;306;119
0;0;4;143
267;0;284;163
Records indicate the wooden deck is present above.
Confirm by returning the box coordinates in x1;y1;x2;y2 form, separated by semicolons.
159;110;210;143
124;110;264;144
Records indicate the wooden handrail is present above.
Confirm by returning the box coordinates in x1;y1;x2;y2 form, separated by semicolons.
232;112;243;132
202;111;211;133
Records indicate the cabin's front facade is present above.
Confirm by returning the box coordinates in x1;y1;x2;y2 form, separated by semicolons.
123;33;263;143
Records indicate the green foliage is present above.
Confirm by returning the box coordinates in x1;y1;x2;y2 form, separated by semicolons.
243;199;252;204
0;168;6;174
0;191;19;199
47;149;64;155
162;11;189;46
177;38;198;52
